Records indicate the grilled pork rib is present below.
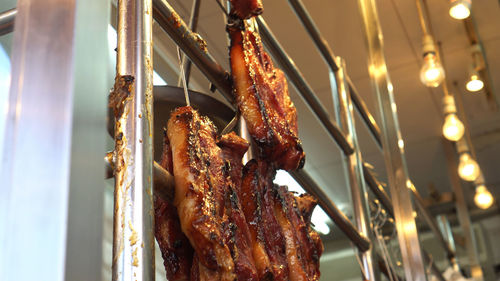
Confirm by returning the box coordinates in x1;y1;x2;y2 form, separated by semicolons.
273;186;308;281
167;106;235;281
229;19;305;171
240;160;289;281
277;186;322;281
154;194;193;281
155;131;193;281
218;133;259;281
295;194;324;263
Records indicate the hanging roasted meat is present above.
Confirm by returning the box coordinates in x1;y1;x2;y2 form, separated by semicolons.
275;186;322;281
154;132;193;281
230;0;263;19
296;194;324;266
167;106;236;281
240;160;288;280
228;19;305;171
154;194;194;281
218;132;259;281
239;160;323;281
156;106;323;280
273;185;309;281
152;1;324;279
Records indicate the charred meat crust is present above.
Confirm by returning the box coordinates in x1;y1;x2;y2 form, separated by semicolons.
154;194;193;281
229;20;305;171
277;186;322;281
240;160;273;279
167;106;235;281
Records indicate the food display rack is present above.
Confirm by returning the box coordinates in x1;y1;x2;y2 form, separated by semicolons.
1;0;477;280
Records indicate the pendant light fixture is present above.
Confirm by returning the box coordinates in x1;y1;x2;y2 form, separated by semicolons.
466;45;485;92
456;139;480;182
473;174;494;209
442;96;464;141
466;70;484;92
415;0;445;88
474;184;494;209
449;0;471;20
458;153;480;181
420;35;445;87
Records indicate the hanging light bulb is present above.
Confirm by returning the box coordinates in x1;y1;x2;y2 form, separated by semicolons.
420;35;445;87
467;46;485;92
442;96;465;141
474;184;494;209
449;0;471;20
458;153;480;181
466;74;484;92
443;114;465;141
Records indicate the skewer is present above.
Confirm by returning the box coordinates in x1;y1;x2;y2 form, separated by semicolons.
105;155;175;202
177;46;191;106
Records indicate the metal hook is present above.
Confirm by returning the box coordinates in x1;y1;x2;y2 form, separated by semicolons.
221;111;240;135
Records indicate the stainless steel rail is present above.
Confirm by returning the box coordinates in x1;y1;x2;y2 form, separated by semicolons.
366;160;456;263
152;0;234;104
287;0;382;148
411;186;457;261
363;164;395;217
106;158;174;202
256;16;354;156
290;169;371;252
151;0;371;252
332;58;377;280
425;253;446;281
357;0;427;279
365;166;447;281
112;0;155;279
0;8;15;36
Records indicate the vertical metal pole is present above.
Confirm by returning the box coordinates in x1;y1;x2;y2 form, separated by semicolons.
113;0;154;279
331;57;379;281
64;0;110;279
436;215;459;270
356;0;427;280
0;0;77;280
441;138;484;280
